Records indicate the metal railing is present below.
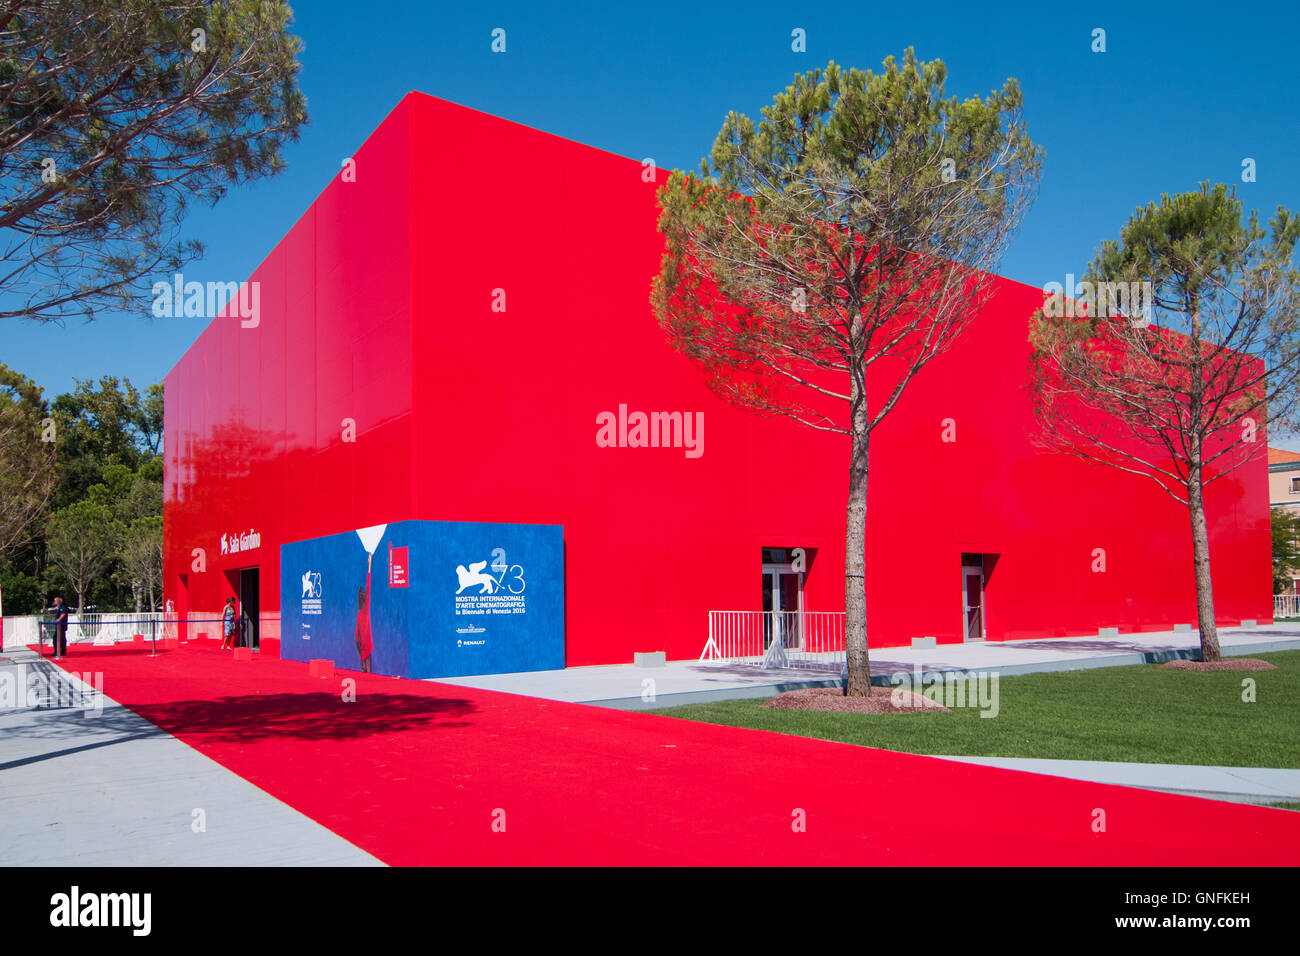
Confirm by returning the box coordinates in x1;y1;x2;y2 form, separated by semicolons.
1275;594;1300;619
79;612;165;643
701;610;846;670
0;613;135;647
1;613;280;651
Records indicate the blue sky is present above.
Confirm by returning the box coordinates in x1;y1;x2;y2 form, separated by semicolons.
3;0;1297;413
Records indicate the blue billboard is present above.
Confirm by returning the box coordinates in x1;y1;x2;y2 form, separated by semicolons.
280;520;564;679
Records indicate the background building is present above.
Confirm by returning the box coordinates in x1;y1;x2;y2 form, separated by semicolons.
1268;446;1300;594
1268;447;1300;512
163;93;1273;668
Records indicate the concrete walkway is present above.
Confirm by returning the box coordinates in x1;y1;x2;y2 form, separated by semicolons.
931;755;1300;806
437;658;846;709
0;650;383;866
437;623;1300;709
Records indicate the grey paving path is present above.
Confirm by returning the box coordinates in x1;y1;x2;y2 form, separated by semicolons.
437;659;846;710
930;755;1300;806
436;623;1300;709
859;624;1300;679
0;651;383;866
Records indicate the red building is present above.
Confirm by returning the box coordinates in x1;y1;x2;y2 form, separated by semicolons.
162;92;1273;666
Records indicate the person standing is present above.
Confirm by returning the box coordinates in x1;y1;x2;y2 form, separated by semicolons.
221;597;237;650
50;596;69;658
355;552;374;673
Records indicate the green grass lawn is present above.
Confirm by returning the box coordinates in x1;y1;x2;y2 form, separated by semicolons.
647;650;1300;768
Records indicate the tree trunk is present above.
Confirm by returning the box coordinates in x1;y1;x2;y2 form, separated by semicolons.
844;369;872;696
1187;461;1221;661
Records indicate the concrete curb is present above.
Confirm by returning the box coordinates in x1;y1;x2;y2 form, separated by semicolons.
930;754;1300;806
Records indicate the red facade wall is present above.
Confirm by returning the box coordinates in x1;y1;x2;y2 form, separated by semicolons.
164;92;1274;664
164;96;415;637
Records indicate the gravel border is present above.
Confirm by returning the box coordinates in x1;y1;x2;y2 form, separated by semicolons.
763;686;951;714
1161;658;1277;671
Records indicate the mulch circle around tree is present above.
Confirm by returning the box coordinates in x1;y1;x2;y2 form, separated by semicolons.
764;686;951;714
1160;658;1276;671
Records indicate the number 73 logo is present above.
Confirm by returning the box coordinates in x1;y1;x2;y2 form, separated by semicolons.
489;548;526;594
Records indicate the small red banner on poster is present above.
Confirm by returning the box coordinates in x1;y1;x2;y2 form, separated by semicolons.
389;546;409;588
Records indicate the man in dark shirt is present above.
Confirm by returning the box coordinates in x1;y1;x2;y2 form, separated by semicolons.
51;596;69;658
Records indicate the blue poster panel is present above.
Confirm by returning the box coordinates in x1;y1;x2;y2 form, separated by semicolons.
280;520;564;679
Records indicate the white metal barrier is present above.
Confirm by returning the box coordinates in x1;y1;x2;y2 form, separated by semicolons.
84;613;168;643
1275;594;1300;619
1;616;41;648
1;612;167;650
2;612;281;651
701;610;846;670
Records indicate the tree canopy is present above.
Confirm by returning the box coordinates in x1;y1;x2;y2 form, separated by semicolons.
0;367;164;614
1030;183;1300;660
0;361;56;558
0;1;307;322
653;50;1042;693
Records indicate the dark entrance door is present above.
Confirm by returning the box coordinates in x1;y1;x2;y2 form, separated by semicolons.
176;573;189;642
964;571;983;641
238;567;260;650
760;548;806;653
960;552;997;642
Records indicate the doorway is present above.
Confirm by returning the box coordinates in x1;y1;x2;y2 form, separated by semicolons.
175;573;189;642
960;553;993;642
761;548;805;651
238;567;260;651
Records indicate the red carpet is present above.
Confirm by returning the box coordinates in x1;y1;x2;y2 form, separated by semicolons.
43;642;1300;865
